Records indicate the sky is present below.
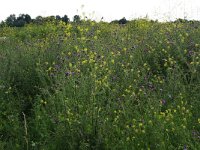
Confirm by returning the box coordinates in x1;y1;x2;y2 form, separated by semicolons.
1;0;200;22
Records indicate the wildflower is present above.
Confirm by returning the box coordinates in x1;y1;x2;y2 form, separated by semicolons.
40;100;47;105
31;141;36;147
83;48;87;52
123;48;127;52
184;49;187;54
139;123;143;127
142;130;145;134
161;99;166;105
182;107;186;111
65;72;74;76
47;67;52;71
182;125;186;129
143;63;147;67
126;137;130;141
132;125;136;128
82;60;87;64
148;120;153;125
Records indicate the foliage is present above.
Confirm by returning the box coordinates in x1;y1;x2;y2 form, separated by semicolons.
5;14;32;27
73;15;81;23
0;19;200;149
2;14;71;27
118;17;128;24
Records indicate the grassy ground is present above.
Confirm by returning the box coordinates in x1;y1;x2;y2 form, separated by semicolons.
0;19;200;149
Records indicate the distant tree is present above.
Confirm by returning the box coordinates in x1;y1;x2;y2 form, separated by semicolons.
17;14;32;27
5;14;32;27
24;14;32;23
62;15;70;23
34;16;43;24
15;14;27;27
110;20;119;24
174;18;189;23
47;16;55;21
15;19;26;27
56;15;61;21
118;17;128;25
73;15;81;23
5;14;16;27
0;21;6;27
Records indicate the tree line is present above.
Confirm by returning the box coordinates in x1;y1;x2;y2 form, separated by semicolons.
1;13;200;28
0;13;131;27
0;14;81;27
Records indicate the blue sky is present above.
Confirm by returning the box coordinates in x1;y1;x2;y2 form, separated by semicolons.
0;0;200;22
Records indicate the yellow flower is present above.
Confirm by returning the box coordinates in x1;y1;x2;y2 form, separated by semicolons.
142;130;145;134
47;67;52;71
123;48;127;52
184;49;187;54
83;48;87;52
182;107;186;111
69;63;72;68
89;59;95;63
82;60;87;64
143;63;147;67
182;125;186;129
126;137;130;141
132;125;136;128
139;123;143;127
135;129;138;133
148;120;153;125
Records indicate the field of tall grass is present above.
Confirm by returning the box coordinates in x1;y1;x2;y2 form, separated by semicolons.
0;19;200;149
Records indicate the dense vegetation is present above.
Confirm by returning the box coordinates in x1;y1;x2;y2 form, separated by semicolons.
0;14;77;27
0;18;200;149
0;13;128;28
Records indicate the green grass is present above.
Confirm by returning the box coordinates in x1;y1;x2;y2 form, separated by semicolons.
0;19;200;149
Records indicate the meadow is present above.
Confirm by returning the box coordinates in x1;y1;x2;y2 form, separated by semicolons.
0;19;200;149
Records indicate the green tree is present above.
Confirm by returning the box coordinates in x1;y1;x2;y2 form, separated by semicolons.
5;14;32;27
0;21;6;27
56;15;61;21
5;14;16;27
23;14;32;23
62;15;70;23
118;17;128;24
73;15;81;23
34;16;43;24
